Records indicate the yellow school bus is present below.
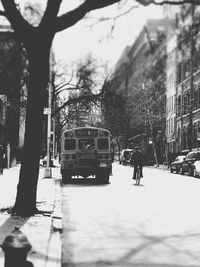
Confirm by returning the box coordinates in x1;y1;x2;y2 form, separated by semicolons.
60;126;113;183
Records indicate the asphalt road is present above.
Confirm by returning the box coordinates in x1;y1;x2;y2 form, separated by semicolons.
61;162;200;267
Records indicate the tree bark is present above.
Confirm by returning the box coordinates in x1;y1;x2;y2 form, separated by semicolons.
12;41;51;216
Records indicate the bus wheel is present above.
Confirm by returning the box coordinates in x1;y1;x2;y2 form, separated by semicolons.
95;173;101;182
96;172;109;183
102;174;109;184
62;174;71;183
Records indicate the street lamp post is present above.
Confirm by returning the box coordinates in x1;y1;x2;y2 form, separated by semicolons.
44;82;52;178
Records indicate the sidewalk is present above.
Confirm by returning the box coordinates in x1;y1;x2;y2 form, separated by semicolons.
0;163;62;267
146;164;169;171
153;164;168;171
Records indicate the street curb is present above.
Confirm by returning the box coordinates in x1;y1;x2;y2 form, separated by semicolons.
45;170;62;267
146;165;168;171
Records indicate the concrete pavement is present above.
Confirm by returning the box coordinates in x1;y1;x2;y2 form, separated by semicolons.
0;161;169;267
151;164;169;171
0;163;62;267
62;162;200;267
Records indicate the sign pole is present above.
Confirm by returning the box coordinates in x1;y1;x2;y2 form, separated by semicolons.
44;84;52;178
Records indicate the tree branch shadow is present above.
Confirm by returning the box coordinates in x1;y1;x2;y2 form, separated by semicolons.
63;230;200;266
115;230;200;266
0;213;29;242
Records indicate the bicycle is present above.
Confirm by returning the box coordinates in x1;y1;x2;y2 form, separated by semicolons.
135;165;141;185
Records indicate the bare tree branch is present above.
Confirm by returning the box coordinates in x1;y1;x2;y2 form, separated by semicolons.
40;0;62;29
1;0;34;41
137;0;200;5
0;10;6;16
153;0;200;5
55;0;122;32
53;0;200;35
52;92;102;117
87;4;139;26
53;85;82;100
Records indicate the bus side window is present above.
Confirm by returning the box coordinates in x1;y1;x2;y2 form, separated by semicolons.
65;139;75;150
97;138;109;150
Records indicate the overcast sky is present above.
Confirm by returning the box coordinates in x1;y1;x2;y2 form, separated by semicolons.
53;3;163;71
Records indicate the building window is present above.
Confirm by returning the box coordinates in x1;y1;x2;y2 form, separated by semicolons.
177;95;182;117
198;84;200;108
194;88;198;110
182;127;187;150
192;123;197;149
183;93;190;115
174;93;176;111
177;126;181;148
198;122;200;149
177;62;181;84
184;59;190;79
166;98;168;114
0;100;2;122
197;46;200;69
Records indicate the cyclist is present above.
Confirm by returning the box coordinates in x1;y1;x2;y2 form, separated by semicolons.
130;146;144;180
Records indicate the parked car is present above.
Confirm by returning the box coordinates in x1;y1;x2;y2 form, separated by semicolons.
193;160;200;177
119;149;133;166
170;155;186;174
180;151;200;176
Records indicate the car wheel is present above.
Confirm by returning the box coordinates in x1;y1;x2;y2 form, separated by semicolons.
180;166;185;175
194;167;198;178
189;167;193;176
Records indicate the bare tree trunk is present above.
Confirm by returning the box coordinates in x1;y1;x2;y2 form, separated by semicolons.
152;139;159;167
12;43;51;216
148;115;159;167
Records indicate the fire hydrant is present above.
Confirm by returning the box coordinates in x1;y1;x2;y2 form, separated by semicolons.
1;226;33;267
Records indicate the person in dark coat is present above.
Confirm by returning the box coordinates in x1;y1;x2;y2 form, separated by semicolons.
0;145;4;174
130;146;144;179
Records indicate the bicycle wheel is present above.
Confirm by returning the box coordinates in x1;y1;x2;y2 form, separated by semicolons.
137;170;141;185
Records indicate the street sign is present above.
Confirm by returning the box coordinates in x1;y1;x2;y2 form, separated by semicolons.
43;108;51;115
149;138;153;144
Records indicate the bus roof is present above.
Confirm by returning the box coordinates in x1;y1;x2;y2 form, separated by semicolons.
61;126;110;137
